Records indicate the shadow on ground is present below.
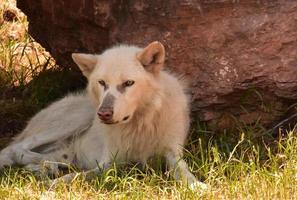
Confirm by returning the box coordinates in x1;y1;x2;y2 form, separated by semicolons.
0;68;86;148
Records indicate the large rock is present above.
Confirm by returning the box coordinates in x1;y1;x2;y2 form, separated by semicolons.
17;0;297;129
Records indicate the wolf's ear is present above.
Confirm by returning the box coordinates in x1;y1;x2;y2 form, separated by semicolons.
72;53;98;77
137;41;165;74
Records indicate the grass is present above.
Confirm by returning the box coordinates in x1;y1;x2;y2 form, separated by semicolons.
0;0;86;142
0;0;56;136
1;126;297;199
0;0;55;89
1;0;297;199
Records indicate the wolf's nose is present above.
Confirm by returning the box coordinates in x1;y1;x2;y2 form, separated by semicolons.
97;109;113;121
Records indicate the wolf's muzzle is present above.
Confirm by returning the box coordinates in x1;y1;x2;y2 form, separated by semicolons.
97;108;113;122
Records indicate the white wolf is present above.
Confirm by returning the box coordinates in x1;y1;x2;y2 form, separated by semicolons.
0;41;204;188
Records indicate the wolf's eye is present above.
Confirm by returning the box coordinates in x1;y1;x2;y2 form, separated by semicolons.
98;80;106;87
123;80;135;87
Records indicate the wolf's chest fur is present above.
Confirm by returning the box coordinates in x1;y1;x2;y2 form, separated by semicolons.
110;115;163;162
74;106;165;169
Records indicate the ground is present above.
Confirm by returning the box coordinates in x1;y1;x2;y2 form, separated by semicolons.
0;1;297;199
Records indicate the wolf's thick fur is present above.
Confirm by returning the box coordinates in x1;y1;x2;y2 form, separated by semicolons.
0;42;203;187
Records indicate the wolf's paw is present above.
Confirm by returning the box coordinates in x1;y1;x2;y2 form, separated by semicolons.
180;171;209;191
189;181;209;191
0;152;14;169
47;172;79;188
25;161;60;176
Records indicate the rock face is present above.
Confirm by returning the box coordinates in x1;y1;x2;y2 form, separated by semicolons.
17;0;297;129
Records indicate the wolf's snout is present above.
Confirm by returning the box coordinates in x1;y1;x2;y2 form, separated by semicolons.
97;108;113;121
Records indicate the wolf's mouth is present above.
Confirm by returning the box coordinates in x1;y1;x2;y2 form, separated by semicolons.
122;116;130;121
100;120;119;125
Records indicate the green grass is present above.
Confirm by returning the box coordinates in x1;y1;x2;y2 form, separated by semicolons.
1;0;297;199
1;127;297;199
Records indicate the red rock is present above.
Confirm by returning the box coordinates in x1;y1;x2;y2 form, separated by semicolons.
16;0;297;129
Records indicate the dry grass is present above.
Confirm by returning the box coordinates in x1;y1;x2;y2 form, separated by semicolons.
0;0;56;89
0;0;84;141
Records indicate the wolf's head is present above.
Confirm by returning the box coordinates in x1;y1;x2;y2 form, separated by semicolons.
72;41;165;124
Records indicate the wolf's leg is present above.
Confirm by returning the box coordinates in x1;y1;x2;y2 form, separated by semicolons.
0;142;43;168
0;144;52;169
12;93;94;150
50;162;111;185
15;147;47;164
165;151;208;190
0;134;65;169
50;148;112;185
54;167;103;183
24;162;59;176
165;151;197;183
0;147;14;168
0;122;91;169
0;146;70;176
15;123;91;151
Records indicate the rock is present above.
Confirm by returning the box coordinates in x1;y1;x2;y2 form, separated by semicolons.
16;0;297;129
3;9;17;22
